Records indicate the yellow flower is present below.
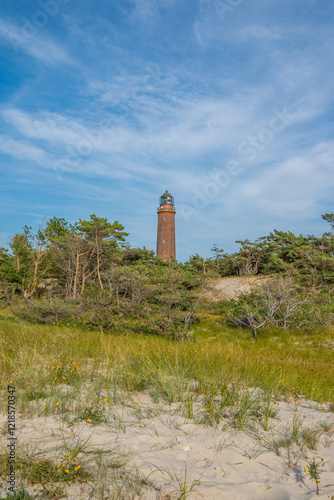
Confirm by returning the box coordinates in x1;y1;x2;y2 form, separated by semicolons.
62;376;66;380
62;464;65;467
87;418;91;422
304;467;307;471
56;402;59;406
74;465;81;472
104;398;108;402
65;469;69;474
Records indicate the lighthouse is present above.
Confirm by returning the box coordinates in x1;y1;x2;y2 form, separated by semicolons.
156;190;176;261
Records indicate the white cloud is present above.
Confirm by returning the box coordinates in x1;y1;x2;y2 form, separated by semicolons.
224;142;334;220
3;109;89;145
2;74;324;190
1;89;265;180
0;136;49;165
0;17;71;64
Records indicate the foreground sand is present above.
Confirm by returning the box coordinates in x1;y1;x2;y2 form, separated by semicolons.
1;390;334;499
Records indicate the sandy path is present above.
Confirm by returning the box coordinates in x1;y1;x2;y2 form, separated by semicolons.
204;276;268;301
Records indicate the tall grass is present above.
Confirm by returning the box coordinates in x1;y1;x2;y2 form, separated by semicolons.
1;307;334;497
0;308;334;407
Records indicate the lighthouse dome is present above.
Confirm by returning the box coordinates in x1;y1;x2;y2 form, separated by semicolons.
160;190;174;205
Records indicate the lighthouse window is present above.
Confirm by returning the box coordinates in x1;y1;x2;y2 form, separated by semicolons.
163;239;166;243
163;216;166;220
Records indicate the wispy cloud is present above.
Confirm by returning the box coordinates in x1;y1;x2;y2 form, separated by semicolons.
0;90;268;181
0;136;49;165
1;0;334;259
3;109;89;145
0;17;71;64
223;142;334;219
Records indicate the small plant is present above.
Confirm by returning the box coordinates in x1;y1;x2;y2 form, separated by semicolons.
1;452;87;499
291;414;302;445
18;455;81;485
48;359;81;386
232;391;258;431
23;389;47;401
3;488;35;499
60;434;92;466
183;392;196;420
202;386;222;426
219;381;239;408
305;458;323;495
251;391;278;431
259;390;279;430
300;427;322;451
156;461;203;499
75;404;106;425
320;418;334;437
268;435;301;467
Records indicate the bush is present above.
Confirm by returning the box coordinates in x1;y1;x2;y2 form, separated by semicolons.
17;298;80;325
134;317;194;341
224;277;334;338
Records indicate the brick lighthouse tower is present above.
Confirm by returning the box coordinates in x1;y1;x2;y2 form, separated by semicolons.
156;190;176;261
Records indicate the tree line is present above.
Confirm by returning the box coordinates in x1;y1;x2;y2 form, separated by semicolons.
0;213;333;338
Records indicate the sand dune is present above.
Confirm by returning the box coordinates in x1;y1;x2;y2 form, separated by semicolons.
1;389;333;499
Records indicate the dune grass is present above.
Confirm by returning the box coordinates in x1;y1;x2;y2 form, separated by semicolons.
0;307;333;408
0;307;333;497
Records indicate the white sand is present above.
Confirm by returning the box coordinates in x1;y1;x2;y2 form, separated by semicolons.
1;393;334;499
204;276;269;300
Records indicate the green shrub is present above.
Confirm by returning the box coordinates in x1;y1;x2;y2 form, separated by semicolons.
17;298;79;325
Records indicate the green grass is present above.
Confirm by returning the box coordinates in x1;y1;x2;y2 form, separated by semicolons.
2;489;35;499
0;307;333;497
0;307;333;406
0;450;89;499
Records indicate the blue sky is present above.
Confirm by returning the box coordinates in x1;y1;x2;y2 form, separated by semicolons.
0;0;334;261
